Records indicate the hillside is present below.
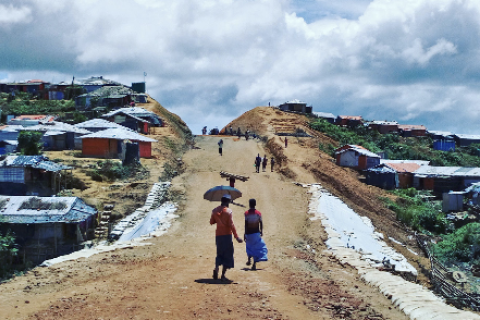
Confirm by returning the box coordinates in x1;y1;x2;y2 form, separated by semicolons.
2;106;477;320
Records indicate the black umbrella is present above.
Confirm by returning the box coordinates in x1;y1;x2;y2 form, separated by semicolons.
203;185;242;201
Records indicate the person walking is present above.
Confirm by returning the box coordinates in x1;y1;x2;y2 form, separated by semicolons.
244;199;268;270
218;139;223;156
270;157;275;172
245;130;249;141
262;155;268;172
210;194;243;282
255;154;261;173
284;137;288;148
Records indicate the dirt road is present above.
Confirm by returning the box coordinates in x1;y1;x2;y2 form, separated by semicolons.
1;136;409;319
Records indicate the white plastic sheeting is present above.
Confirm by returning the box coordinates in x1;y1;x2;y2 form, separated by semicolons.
306;183;480;320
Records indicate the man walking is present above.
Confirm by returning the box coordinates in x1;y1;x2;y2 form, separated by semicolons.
262;155;268;172
255;154;261;173
270;157;275;172
218;139;223;156
244;199;268;270
210;195;243;282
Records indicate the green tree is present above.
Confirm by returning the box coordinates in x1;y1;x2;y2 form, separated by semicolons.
17;131;43;155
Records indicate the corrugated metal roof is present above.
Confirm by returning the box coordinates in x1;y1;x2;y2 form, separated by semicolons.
454;134;480;140
0;125;25;132
337;115;363;120
428;130;453;137
313;112;335;118
380;160;430;166
369;121;398;125
284;99;306;104
384;162;422;173
398;124;426;130
0;196;96;224
102;107;158;118
335;145;380;158
414;166;480;177
74;119;130;130
80;128;157;142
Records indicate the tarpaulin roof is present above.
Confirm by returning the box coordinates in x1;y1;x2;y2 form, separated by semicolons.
366;165;396;173
0;196;96;224
24;121;91;134
454;134;480;140
313;112;335;118
102;107;158;118
0;156;71;171
80;128;157;142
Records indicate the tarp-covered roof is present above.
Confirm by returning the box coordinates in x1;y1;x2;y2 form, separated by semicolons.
102;107;158;118
313;112;335;118
80;128;157;142
0;196;96;224
24;121;91;135
0;156;71;171
335;145;380;158
454;134;480;140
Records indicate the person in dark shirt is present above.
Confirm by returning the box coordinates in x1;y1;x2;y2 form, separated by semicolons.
255;154;261;173
244;199;268;270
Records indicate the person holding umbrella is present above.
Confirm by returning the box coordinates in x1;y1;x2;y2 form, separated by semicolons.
210;194;243;282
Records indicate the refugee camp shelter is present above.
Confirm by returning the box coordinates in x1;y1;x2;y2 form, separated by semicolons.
0;155;71;196
102;107;163;127
0;125;24;141
101;110;151;134
23;121;92;150
368;121;399;134
442;191;465;213
278;99;312;114
80;128;157;159
398;124;427;137
0;196;97;264
8;115;55;127
453;134;480;147
0;140;18;155
335;145;380;170
335;115;363;127
312;112;336;124
413;166;480;194
365;165;398;190
382;160;429;189
74;118;128;133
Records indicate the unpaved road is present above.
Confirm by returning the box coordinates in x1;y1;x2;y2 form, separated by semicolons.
1;136;409;320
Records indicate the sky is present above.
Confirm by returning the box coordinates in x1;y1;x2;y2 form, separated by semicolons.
1;0;480;135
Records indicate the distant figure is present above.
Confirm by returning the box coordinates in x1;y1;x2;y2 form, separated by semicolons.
210;195;243;282
218;139;223;156
245;130;249;141
202;126;207;135
230;126;233;135
244;198;268;271
255;154;261;173
237;128;242;138
284;137;288;148
229;177;236;188
270;157;275;172
130;101;135;107
268;102;270;107
262;155;268;172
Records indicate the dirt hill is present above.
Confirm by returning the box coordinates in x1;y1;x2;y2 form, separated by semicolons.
0;106;460;320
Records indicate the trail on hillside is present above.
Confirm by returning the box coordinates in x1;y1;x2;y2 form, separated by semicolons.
1;136;410;320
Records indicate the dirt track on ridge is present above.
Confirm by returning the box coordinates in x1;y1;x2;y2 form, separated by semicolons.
0;135;410;320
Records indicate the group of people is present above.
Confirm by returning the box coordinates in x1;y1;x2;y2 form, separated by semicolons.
255;154;274;173
210;195;268;282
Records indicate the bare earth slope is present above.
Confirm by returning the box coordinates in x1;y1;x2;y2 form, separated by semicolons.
2;106;464;319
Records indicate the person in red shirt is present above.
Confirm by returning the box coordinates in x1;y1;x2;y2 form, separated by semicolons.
210;194;243;282
244;199;268;270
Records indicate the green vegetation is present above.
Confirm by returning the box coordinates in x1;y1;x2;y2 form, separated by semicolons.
432;223;480;265
380;188;447;234
86;160;148;182
17;131;43;155
0;230;18;279
0;99;75;119
309;119;480;166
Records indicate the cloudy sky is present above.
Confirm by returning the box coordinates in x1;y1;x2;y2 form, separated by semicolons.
1;0;480;134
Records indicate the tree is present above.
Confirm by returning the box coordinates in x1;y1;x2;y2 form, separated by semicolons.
17;131;43;155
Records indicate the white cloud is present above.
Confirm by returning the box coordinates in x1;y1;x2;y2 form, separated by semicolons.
0;4;31;24
2;0;480;134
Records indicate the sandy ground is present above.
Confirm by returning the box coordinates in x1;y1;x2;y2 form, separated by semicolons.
0;135;414;320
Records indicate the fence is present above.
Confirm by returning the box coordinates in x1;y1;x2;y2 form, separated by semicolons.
416;234;480;311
